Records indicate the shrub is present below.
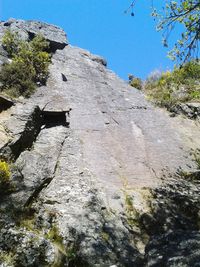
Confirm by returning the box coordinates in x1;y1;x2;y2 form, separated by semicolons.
128;74;143;90
32;51;51;84
0;31;51;98
0;58;36;97
0;160;11;189
16;40;50;84
172;61;200;82
144;61;200;107
30;34;50;52
2;30;20;57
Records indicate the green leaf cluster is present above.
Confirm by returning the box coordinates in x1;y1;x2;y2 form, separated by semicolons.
0;31;51;97
153;0;200;63
128;1;199;63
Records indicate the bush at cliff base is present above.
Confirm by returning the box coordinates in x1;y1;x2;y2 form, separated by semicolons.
0;160;10;189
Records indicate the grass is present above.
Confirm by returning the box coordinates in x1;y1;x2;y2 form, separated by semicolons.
0;251;16;266
123;191;150;254
18;211;75;266
124;193;140;228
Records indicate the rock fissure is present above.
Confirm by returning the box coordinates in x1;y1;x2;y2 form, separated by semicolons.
0;106;70;161
129;106;148;110
12;123;70;209
0;95;14;112
25;177;53;207
1;106;43;161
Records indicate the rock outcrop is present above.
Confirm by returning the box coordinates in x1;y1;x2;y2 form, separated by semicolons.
0;19;200;267
0;18;68;55
169;102;200;120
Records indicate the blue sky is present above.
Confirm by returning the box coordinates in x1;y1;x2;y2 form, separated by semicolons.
0;0;180;80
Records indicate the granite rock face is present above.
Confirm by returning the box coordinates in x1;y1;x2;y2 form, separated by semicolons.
0;18;67;54
0;19;200;266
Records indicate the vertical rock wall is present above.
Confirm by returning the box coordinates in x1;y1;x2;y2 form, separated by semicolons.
0;19;200;267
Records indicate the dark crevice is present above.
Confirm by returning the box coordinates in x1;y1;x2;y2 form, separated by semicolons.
42;110;69;128
48;40;67;53
3;21;12;27
27;31;35;41
25;177;53;207
0;95;14;112
61;73;67;82
129;106;147;110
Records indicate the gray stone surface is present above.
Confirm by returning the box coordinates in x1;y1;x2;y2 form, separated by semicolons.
144;177;200;266
46;45;196;198
170;102;200;120
0;18;68;53
0;19;200;266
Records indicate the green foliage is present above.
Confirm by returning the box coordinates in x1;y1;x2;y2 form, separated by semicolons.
0;160;11;189
0;251;16;266
2;30;20;57
128;1;200;63
129;74;143;90
0;31;51;98
173;60;200;81
46;226;64;246
152;0;200;63
30;34;50;52
33;51;51;84
124;193;140;227
0;58;36;97
101;232;110;242
144;61;200;107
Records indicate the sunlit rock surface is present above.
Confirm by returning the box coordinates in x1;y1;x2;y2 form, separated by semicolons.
0;19;200;267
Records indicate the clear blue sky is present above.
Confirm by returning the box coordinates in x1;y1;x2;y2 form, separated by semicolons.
0;0;180;80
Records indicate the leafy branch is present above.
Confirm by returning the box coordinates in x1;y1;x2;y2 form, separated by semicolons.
127;0;200;63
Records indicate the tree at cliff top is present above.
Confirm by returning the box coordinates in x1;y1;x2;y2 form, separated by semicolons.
127;0;200;64
0;31;51;98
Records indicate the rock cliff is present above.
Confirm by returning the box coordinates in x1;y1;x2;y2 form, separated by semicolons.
0;19;200;267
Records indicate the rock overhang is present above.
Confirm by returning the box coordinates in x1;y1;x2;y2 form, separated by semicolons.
0;18;68;52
